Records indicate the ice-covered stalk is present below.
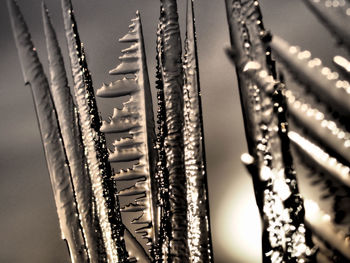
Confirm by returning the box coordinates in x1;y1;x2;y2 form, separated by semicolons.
156;0;189;262
183;0;213;262
61;0;127;261
96;12;157;262
42;4;107;262
153;23;171;263
8;0;88;261
225;1;314;261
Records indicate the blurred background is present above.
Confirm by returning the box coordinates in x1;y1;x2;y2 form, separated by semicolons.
0;0;341;262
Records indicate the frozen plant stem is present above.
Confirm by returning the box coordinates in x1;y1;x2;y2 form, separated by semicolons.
157;0;189;262
42;4;106;262
61;0;128;261
225;0;314;261
183;0;213;262
8;0;88;261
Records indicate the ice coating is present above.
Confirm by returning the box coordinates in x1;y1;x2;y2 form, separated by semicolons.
157;0;189;262
302;0;350;51
42;4;107;261
270;35;350;118
225;0;314;261
61;0;127;261
183;0;213;262
8;0;88;261
153;22;171;263
96;12;157;260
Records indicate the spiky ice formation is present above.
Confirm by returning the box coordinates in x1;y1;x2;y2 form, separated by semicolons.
42;4;106;261
270;35;350;119
61;0;127;261
302;0;350;51
157;0;189;261
225;1;314;261
8;1;88;261
97;12;157;259
183;0;213;262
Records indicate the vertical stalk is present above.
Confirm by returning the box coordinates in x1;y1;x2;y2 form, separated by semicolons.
61;0;127;261
8;0;88;261
183;0;213;262
42;4;106;262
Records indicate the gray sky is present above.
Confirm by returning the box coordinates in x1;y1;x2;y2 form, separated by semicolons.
0;0;341;262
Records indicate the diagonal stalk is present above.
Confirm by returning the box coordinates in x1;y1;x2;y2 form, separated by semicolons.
225;1;314;261
183;0;213;262
156;0;189;262
8;0;88;261
42;3;106;262
61;0;128;261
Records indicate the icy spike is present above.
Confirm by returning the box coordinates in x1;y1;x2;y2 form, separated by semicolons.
117;181;147;197
113;165;147;181
109;147;143;163
101;106;140;133
121;203;146;213
97;78;139;98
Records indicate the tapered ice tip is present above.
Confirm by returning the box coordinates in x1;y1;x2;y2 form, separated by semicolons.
42;1;48;13
7;0;34;84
